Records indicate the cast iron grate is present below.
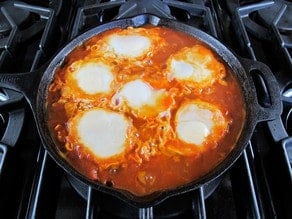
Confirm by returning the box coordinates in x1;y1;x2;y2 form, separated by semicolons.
0;1;291;218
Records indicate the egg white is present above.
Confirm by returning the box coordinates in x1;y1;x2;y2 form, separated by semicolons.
94;27;166;61
107;34;151;58
167;45;226;86
175;101;226;146
73;62;114;95
116;79;156;107
112;79;172;117
70;108;130;158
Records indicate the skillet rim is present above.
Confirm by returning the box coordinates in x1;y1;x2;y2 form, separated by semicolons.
36;14;261;207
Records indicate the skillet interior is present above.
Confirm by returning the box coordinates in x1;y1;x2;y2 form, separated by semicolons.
35;14;266;207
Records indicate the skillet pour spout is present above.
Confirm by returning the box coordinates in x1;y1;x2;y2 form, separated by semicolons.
0;14;282;207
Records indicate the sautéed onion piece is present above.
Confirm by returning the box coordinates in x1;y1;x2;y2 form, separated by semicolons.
47;26;246;196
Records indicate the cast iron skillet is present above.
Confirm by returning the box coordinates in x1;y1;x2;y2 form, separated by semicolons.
0;14;282;208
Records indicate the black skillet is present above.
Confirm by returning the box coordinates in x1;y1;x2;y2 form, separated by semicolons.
0;14;282;208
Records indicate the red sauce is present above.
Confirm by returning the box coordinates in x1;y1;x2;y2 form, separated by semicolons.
47;26;246;196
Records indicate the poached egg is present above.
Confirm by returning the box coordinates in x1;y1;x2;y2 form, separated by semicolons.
175;101;228;146
68;108;130;158
167;45;226;87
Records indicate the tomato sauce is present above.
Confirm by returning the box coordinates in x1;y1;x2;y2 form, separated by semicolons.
46;26;246;196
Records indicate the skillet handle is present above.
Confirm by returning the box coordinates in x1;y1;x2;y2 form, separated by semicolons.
239;58;282;122
0;68;43;113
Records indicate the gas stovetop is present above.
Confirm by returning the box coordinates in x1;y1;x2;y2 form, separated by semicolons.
0;1;291;218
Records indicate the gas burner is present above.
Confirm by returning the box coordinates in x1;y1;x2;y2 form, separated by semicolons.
223;0;292;69
258;1;292;67
0;1;68;72
0;1;30;38
258;0;292;33
226;1;275;41
0;1;48;46
226;0;291;41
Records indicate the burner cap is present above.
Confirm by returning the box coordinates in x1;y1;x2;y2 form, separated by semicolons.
0;1;30;37
258;0;292;33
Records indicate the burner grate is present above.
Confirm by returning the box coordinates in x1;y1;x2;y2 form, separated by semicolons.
71;0;217;39
227;0;291;73
0;1;291;218
0;1;70;72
